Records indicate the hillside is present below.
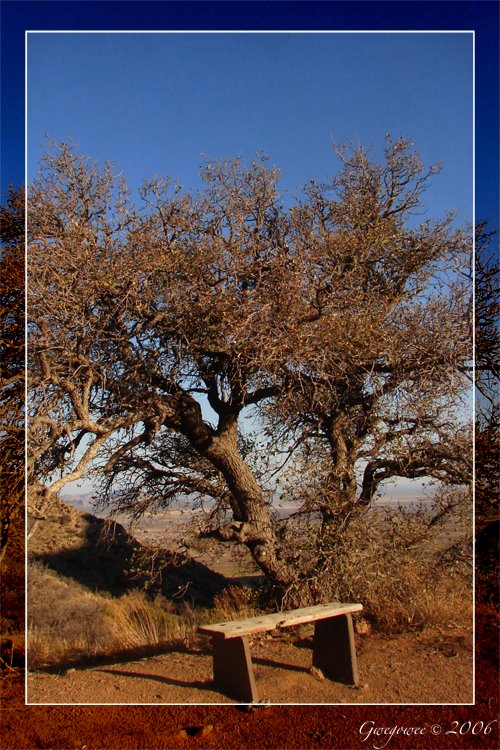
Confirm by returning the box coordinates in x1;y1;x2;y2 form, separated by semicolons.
28;498;230;606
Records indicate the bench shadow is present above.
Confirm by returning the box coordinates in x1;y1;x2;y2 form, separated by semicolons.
252;656;310;674
96;667;217;694
38;643;201;675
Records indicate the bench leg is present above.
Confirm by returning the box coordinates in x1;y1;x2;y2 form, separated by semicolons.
212;635;259;703
312;613;359;685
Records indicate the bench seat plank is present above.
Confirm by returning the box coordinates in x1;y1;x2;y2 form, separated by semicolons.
198;602;362;639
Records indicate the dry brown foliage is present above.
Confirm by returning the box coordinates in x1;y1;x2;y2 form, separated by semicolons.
0;188;25;568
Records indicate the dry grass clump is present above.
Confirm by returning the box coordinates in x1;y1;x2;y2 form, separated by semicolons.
331;509;472;632
103;591;187;650
152;586;263;643
344;560;472;633
211;585;262;621
28;561;114;668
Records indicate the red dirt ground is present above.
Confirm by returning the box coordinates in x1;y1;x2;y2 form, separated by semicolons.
26;626;473;706
2;605;498;750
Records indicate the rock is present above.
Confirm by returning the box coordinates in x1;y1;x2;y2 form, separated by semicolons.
310;666;325;681
353;682;369;690
197;725;214;737
355;618;372;635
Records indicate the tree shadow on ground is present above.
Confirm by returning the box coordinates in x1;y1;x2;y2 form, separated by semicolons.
30;510;230;606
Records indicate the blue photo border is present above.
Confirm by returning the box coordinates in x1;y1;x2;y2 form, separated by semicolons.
1;0;498;738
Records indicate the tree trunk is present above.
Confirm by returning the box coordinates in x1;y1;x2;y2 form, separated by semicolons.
203;423;296;593
172;395;297;593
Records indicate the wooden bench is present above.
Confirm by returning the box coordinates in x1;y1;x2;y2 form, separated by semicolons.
198;601;363;703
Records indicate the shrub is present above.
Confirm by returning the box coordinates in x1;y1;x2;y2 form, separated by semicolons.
211;585;262;620
276;490;472;633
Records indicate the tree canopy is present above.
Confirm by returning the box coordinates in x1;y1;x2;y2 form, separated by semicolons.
27;138;472;601
0;187;25;564
474;224;499;522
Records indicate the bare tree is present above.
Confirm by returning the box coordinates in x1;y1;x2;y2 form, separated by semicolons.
474;224;499;522
475;224;499;413
0;187;25;563
263;141;471;532
28;139;472;601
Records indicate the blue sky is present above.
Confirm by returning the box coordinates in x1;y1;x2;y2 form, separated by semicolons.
28;32;473;223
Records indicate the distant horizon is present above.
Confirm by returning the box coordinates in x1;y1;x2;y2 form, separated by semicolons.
60;480;433;515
